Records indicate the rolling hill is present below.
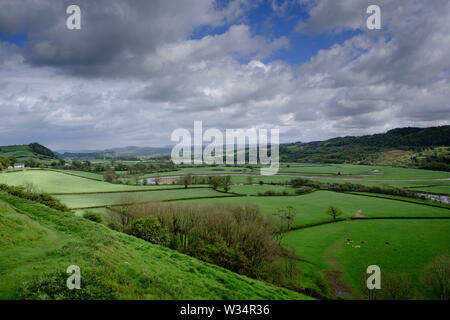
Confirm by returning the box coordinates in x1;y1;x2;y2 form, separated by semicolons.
280;126;450;170
0;143;58;164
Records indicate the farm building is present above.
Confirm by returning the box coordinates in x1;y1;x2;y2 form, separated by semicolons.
13;163;25;169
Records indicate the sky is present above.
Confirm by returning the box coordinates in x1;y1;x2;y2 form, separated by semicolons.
0;0;449;150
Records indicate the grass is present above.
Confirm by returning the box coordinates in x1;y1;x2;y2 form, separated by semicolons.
0;191;311;300
282;219;450;298
180;191;450;228
55;188;236;209
0;169;184;194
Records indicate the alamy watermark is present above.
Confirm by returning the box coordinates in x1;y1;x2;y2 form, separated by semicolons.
66;265;81;290
367;5;381;30
366;265;381;290
171;121;279;176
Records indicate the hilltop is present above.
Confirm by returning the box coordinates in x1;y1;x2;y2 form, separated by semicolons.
281;126;450;170
0;143;58;166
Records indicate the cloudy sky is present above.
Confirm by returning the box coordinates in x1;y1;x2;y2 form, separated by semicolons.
0;0;449;150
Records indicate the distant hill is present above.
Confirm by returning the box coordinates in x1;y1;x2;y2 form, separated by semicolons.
0;143;57;163
57;146;172;160
281;126;450;170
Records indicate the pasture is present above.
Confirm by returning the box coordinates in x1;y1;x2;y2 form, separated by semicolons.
0;170;181;194
180;190;450;228
55;187;234;209
282;219;450;299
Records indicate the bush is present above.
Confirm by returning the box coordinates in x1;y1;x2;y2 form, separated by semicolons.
129;216;169;246
295;186;314;195
82;211;103;223
421;254;450;300
19;270;117;300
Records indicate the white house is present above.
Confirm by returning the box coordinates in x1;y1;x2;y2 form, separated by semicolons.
13;163;25;169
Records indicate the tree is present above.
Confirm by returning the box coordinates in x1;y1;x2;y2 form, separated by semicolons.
421;254;450;300
104;168;118;183
222;176;232;193
325;206;344;220
181;174;191;188
276;206;297;231
208;176;222;190
246;176;253;185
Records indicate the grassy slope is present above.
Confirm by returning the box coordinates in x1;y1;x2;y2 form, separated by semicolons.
0;192;310;300
0;145;47;162
180;191;450;228
282;219;450;298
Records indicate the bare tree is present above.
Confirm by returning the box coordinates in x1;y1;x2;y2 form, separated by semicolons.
421;254;450;300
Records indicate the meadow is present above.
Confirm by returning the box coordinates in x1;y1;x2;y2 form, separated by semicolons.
0;169;182;194
55;187;234;209
282;219;450;299
181;190;450;228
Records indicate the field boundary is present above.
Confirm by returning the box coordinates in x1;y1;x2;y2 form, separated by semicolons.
46;169;105;181
342;191;450;210
72;194;245;210
49;186;209;195
287;216;450;233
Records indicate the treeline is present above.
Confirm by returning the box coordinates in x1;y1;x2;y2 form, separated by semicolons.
109;202;302;292
0;183;70;212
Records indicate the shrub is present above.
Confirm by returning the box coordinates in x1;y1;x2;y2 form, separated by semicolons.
82;211;103;223
421;254;450;300
129;216;169;246
295;186;314;195
19;270;117;300
123;201;301;290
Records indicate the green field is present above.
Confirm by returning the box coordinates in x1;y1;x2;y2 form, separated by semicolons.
180;191;450;228
0;170;182;194
278;163;450;180
0;192;309;300
55;188;235;209
282;219;450;299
